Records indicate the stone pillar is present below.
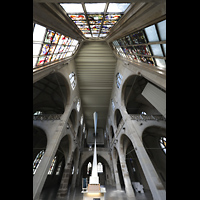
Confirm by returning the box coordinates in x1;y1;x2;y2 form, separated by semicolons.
126;119;166;200
56;152;74;198
33;104;73;200
71;149;80;189
33;120;65;200
119;154;136;198
112;156;121;190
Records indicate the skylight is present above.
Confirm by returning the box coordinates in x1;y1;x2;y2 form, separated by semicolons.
60;3;84;13
59;2;131;38
107;3;130;13
85;3;106;13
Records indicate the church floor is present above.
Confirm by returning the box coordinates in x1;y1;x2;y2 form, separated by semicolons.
39;183;152;200
56;185;153;200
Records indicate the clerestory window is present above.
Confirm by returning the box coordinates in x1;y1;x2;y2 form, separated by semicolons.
112;19;166;70
33;23;79;71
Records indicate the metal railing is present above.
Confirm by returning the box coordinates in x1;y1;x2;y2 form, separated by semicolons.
130;114;165;121
33;114;62;121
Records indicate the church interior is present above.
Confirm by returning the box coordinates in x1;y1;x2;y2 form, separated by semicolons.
33;1;166;200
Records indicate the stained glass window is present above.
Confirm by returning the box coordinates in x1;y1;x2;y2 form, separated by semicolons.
33;150;45;175
116;72;123;88
33;24;79;70
69;72;76;90
77;98;81;112
56;162;62;175
160;137;166;154
59;3;130;38
97;162;103;173
48;156;57;175
111;99;115;111
112;19;166;69
87;162;92;175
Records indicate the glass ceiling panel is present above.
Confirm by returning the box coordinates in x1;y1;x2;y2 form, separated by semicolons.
59;2;130;38
107;3;130;13
85;3;106;13
60;3;84;13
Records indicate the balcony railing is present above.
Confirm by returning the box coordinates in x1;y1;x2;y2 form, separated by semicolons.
33;114;62;121
130;114;165;121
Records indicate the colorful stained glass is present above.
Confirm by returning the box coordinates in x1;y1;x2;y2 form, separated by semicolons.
37;56;46;65
89;20;102;25
103;20;118;25
88;15;103;20
105;14;121;20
44;30;55;43
45;55;52;63
73;21;87;25
41;44;50;55
33;24;79;69
69;15;86;20
102;25;112;32
48;156;57;175
48;45;56;54
134;45;151;55
52;32;61;44
90;25;100;30
130;30;147;44
33;150;45;175
82;30;91;34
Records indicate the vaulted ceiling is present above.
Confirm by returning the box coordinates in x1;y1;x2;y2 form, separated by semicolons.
75;41;116;129
33;0;166;131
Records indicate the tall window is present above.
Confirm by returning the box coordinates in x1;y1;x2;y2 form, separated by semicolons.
33;152;57;175
97;162;103;173
87;162;92;174
116;72;123;88
33;150;45;175
77;98;81;112
48;156;57;175
69;72;76;90
111;99;115;111
160;137;166;154
56;162;62;175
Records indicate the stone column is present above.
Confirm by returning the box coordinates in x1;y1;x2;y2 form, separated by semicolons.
126;119;166;200
118;154;136;198
33;120;65;200
33;104;73;200
71;150;80;189
112;156;121;190
56;151;74;198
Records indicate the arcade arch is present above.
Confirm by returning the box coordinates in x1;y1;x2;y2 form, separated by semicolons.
119;134;153;199
33;72;70;115
122;75;161;115
142;126;166;189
